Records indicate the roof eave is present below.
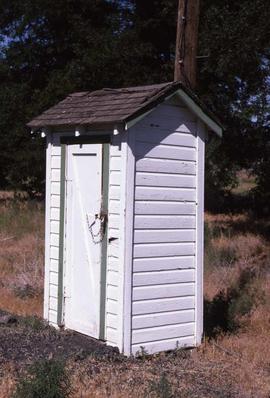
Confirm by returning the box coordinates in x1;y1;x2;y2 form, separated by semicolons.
175;89;223;137
125;85;223;137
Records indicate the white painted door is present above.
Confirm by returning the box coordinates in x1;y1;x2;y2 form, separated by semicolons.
64;143;104;339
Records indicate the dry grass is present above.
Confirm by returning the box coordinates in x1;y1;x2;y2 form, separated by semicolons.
0;198;270;397
0;198;44;316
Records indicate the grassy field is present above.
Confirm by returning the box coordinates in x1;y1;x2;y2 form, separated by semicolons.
0;190;270;397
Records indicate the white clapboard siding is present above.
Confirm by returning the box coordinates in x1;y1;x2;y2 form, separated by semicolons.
136;158;196;175
136;142;196;161
133;296;195;315
134;215;195;229
109;200;120;214
133;256;195;272
51;195;60;207
135;201;195;215
132;322;195;344
133;283;195;301
105;136;122;346
136;173;196;188
49;296;58;311
135;187;196;202
130;102;198;353
107;298;118;314
132;309;195;329
49;310;58;325
132;335;195;355
51;208;60;221
51;182;60;195
51;156;61;169
133;242;195;258
49;272;58;286
51;169;60;182
135;130;196;147
133;269;195;286
134;229;195;243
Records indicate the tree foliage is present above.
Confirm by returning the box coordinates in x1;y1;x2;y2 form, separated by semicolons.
0;0;269;202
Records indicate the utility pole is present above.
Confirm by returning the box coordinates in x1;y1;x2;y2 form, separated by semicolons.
174;0;200;89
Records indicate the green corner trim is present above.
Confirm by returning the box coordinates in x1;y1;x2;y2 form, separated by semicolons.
57;144;66;326
99;143;109;340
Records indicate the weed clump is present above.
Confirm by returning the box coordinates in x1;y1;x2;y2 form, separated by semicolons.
13;359;72;398
148;373;175;398
204;267;265;337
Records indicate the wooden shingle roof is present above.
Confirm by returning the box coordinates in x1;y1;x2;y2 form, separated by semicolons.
27;81;222;135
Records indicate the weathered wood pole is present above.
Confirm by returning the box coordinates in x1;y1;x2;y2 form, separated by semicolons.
174;0;200;88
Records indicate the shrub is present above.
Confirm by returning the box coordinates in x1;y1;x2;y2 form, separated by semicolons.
148;373;175;398
204;267;265;337
13;359;72;398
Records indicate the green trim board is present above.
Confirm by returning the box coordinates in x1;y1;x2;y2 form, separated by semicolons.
57;143;66;326
57;137;110;335
99;143;109;340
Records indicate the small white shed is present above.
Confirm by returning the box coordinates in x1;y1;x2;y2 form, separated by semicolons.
28;82;222;356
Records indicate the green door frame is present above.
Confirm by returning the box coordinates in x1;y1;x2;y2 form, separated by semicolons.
57;134;110;341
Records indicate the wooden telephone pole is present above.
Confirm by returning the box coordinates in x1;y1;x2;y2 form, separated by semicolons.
174;0;200;89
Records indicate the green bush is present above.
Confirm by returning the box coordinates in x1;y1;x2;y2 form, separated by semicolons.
13;359;72;398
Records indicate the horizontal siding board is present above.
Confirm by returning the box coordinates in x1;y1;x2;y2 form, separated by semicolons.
51;208;60;221
109;186;120;200
106;299;118;315
51;156;61;169
135;142;196;162
50;259;59;273
133;269;195;286
136;158;196;175
107;270;118;287
49;296;58;311
132;309;194;329
106;327;118;344
133;283;194;300
49;310;58;325
50;271;58;285
51;145;61;156
51;182;60;195
108;215;120;229
109;200;120;214
134;229;195;244
132;322;194;344
132;335;195;355
135;201;195;216
136;130;196;147
134;215;195;229
110;156;121;171
50;233;59;246
135;187;196;202
133;296;195;315
51;169;60;182
108;228;120;239
50;246;59;260
133;256;194;272
110;171;121;185
51;221;59;234
51;194;60;208
107;285;119;301
136;173;196;188
107;313;118;329
108;243;119;258
134;243;195;258
50;284;58;298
